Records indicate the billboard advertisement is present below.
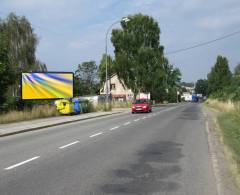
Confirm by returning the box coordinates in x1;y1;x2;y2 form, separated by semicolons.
21;72;73;100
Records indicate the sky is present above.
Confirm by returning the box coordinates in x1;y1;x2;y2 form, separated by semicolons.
1;0;240;82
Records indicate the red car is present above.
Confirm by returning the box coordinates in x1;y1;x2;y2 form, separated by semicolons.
132;99;152;113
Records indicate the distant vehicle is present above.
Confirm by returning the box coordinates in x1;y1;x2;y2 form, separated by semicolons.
181;92;192;102
132;99;152;113
192;95;199;102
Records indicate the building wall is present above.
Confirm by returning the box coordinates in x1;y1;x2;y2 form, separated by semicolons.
100;74;134;101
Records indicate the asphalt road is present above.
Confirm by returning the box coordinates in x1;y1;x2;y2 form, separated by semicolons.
0;103;217;195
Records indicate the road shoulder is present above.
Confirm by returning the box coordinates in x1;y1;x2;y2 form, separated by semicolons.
202;105;238;195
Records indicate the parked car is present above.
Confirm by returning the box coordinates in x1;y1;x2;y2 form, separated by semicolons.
132;99;152;113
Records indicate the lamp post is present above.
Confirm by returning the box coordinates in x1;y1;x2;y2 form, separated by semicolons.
105;17;130;104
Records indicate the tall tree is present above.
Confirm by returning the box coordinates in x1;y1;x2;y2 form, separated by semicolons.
232;63;240;88
234;63;240;76
207;55;232;94
111;13;165;98
0;24;14;109
6;13;38;72
195;79;208;96
75;61;99;95
98;54;115;84
1;13;47;98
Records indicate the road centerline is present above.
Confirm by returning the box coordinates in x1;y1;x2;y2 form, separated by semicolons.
110;126;120;131
5;156;40;170
90;132;103;138
123;122;131;126
59;141;79;149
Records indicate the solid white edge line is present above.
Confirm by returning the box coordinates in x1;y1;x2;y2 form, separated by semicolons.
5;156;40;170
59;141;79;149
110;126;120;131
90;132;103;137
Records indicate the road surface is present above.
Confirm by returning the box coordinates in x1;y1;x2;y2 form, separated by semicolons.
0;103;217;195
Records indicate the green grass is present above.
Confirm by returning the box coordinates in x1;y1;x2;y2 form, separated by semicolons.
218;112;240;169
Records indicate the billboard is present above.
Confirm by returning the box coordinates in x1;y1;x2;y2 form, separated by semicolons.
21;72;73;100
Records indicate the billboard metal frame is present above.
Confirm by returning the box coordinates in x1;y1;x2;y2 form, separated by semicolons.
21;71;74;100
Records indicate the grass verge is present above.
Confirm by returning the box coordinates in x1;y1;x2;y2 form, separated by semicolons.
206;99;240;190
218;112;240;164
0;105;59;124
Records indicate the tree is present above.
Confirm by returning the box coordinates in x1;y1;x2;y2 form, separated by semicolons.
231;63;240;91
0;25;14;110
98;54;115;84
207;55;232;94
111;13;165;98
6;13;38;73
1;13;47;98
234;63;240;76
195;79;208;96
75;61;99;95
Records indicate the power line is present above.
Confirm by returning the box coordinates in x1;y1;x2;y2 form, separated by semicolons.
165;29;240;55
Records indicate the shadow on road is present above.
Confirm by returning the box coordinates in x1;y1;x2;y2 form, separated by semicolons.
101;141;184;194
178;104;200;121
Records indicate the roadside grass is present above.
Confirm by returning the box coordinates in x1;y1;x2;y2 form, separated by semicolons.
218;112;240;169
205;99;240;189
0;105;59;124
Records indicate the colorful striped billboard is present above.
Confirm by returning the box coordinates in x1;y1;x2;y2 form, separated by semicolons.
21;72;73;100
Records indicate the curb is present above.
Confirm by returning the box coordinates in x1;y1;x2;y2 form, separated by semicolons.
0;111;125;137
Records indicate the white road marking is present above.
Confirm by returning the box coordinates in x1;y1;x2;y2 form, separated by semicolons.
134;119;140;122
59;141;79;149
124;122;131;126
90;132;103;137
142;116;147;119
110;126;120;131
5;156;40;170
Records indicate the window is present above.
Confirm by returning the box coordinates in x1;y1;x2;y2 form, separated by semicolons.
110;84;116;90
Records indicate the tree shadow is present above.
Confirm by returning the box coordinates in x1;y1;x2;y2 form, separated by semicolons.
100;141;184;194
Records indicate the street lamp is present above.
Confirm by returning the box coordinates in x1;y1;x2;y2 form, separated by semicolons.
105;17;130;104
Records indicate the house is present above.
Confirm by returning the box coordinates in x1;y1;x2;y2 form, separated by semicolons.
100;74;134;101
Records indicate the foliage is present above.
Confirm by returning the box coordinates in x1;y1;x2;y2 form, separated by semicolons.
195;79;208;96
0;24;14;109
111;13;181;101
74;61;99;96
0;13;47;112
207;55;232;94
98;54;115;84
181;82;194;87
206;56;240;102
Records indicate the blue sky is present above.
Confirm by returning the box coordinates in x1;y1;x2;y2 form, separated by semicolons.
1;0;240;82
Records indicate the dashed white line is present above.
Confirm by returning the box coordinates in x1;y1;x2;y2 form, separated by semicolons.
142;116;147;119
110;126;120;131
124;122;131;126
134;119;140;122
59;141;79;149
5;156;40;170
90;132;103;137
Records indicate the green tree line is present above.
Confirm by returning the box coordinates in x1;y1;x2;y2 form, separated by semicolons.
195;55;240;101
